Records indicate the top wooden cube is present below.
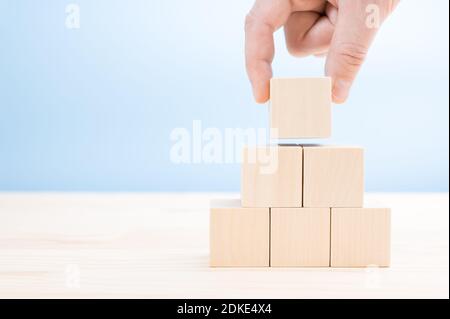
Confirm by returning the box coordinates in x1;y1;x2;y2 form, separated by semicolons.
270;78;332;139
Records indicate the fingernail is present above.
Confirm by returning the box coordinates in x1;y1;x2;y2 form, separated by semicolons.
253;84;270;104
333;80;352;103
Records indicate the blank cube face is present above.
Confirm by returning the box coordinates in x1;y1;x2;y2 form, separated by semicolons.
271;208;331;267
270;78;331;139
241;146;303;208
331;208;391;267
303;146;364;207
210;200;269;267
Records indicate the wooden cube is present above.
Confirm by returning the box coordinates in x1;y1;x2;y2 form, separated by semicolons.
210;199;269;267
270;77;331;139
241;145;303;208
331;208;391;267
271;208;331;267
303;146;364;207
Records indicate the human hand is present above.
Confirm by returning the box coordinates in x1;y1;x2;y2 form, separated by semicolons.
245;0;399;103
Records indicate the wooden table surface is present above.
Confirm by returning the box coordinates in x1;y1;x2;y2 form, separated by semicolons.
0;193;448;299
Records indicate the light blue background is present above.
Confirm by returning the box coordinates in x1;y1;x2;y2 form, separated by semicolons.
0;0;448;192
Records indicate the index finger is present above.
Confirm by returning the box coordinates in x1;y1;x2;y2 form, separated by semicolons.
245;0;292;103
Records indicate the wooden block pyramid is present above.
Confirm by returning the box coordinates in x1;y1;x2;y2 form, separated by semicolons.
210;77;391;268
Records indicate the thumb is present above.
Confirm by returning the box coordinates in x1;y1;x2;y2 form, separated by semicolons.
326;0;385;103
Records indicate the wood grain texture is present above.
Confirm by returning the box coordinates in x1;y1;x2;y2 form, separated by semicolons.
241;145;303;208
0;193;447;298
270;77;331;139
210;199;269;267
303;146;364;208
271;208;331;267
331;208;391;268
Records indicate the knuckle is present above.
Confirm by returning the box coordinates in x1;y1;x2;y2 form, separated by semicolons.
286;41;308;57
244;13;257;32
245;11;273;34
285;33;310;58
287;46;308;58
245;59;261;77
245;61;257;75
334;42;368;67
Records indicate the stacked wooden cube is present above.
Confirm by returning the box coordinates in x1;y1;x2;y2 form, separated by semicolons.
210;78;391;268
